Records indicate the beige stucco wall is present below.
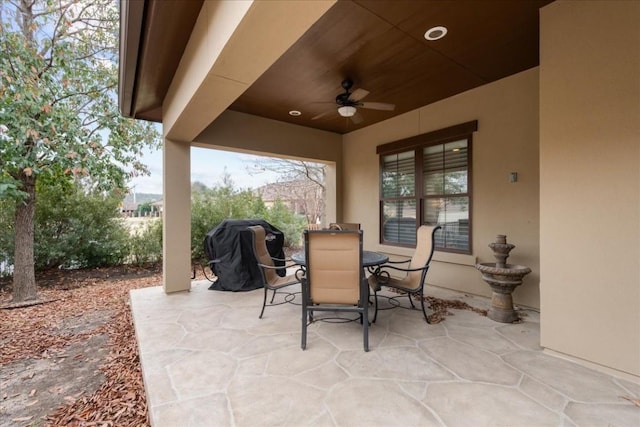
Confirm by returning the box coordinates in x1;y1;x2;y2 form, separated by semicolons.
343;68;541;308
539;0;640;376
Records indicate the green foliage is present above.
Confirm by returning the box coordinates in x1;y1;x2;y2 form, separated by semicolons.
0;1;160;200
0;177;308;274
191;182;257;261
0;177;163;272
128;219;162;266
136;201;154;216
263;199;306;248
34;179;130;269
0;198;15;276
190;181;306;262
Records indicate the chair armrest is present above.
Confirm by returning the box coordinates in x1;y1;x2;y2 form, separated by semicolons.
369;263;430;287
379;264;429;273
257;262;299;270
271;256;301;268
270;257;292;263
207;258;221;266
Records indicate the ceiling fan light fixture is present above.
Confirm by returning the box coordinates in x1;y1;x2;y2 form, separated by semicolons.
338;105;357;117
425;26;447;41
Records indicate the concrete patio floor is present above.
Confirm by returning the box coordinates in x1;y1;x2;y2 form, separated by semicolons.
130;280;640;427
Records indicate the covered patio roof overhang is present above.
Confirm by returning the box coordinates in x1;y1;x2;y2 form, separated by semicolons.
118;0;552;291
118;0;640;380
120;0;341;293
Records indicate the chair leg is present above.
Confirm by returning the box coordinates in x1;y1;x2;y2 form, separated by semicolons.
259;287;268;319
408;293;416;309
363;307;369;352
371;289;379;323
270;289;277;304
301;305;307;350
419;288;430;324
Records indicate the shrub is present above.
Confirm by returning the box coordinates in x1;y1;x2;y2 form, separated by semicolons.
190;184;306;262
34;180;130;269
0;177;312;275
263;199;306;248
127;218;163;266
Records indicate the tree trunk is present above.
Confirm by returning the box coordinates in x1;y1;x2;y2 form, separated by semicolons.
12;174;37;302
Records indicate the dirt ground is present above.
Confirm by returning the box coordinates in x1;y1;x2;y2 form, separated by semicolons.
0;264;169;427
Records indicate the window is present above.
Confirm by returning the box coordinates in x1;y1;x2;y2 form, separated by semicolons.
381;151;416;245
377;121;476;253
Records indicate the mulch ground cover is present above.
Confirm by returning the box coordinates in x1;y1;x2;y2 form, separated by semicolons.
1;265;165;426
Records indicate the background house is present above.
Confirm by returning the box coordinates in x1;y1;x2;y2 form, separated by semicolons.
255;179;324;225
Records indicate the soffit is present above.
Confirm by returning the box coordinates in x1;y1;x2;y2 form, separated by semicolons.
120;0;553;134
120;0;204;122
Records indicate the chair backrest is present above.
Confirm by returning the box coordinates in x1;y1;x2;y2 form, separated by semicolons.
328;222;361;231
403;225;441;290
248;225;278;285
304;230;363;305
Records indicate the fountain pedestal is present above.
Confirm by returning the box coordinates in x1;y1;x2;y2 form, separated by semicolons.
476;235;531;323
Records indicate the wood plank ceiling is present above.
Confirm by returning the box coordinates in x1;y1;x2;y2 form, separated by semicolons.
229;0;553;134
125;0;553;135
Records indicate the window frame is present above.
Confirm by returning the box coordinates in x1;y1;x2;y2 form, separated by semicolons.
377;120;477;254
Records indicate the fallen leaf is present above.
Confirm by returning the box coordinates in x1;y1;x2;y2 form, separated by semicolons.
3;265;158;426
621;396;640;407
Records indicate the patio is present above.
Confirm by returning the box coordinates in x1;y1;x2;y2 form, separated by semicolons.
130;280;639;426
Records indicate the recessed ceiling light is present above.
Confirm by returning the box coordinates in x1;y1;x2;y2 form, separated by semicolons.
289;110;301;116
424;26;447;41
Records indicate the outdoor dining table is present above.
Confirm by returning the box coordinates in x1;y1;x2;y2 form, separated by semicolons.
291;250;389;270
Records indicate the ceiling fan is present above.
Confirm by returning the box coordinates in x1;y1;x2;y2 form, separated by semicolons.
311;79;395;124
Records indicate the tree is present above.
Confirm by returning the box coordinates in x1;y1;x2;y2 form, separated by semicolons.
136;201;153;217
0;0;160;302
250;158;325;224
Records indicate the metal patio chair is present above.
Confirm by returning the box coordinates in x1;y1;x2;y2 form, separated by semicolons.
368;225;441;323
298;229;369;351
249;225;302;318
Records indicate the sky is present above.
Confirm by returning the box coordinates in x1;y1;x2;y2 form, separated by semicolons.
128;146;280;195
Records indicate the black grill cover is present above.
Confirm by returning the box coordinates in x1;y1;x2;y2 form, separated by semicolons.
204;219;285;291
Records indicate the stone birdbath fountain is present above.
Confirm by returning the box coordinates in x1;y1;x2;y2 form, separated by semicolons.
476;235;531;323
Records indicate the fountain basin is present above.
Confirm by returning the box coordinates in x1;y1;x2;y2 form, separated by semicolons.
475;235;532;323
476;263;531;284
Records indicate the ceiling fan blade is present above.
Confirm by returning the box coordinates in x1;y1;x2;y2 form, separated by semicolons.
350;111;364;124
360;101;395;111
350;88;370;102
311;110;335;120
